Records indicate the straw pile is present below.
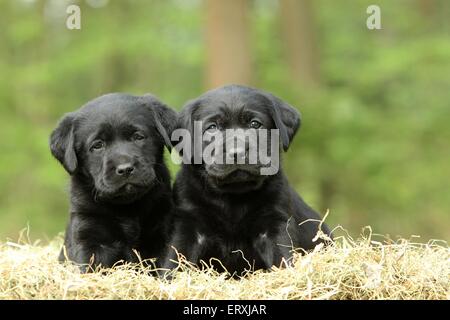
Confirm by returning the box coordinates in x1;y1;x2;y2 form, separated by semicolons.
0;228;448;300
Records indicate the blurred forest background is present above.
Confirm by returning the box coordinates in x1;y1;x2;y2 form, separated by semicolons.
0;0;449;241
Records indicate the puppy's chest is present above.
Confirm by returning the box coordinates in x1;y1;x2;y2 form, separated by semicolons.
199;205;271;248
116;217;141;245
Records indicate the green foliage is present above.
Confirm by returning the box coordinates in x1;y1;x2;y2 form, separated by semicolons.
0;0;449;241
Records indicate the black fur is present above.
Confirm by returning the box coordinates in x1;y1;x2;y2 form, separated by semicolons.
164;85;332;277
50;93;176;272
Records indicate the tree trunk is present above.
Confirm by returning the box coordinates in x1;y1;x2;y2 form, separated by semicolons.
205;0;252;89
417;0;435;18
279;0;320;87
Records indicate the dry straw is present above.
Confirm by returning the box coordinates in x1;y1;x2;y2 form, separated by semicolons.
0;227;448;300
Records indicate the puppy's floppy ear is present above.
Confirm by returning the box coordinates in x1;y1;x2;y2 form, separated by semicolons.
142;94;177;150
172;98;201;160
264;93;301;151
49;112;78;174
177;98;199;132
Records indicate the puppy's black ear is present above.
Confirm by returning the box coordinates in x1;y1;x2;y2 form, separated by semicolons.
177;98;199;132
173;99;200;160
49;112;78;174
142;94;177;150
265;93;301;151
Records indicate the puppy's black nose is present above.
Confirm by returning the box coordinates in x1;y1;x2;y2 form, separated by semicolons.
227;146;246;162
115;163;135;177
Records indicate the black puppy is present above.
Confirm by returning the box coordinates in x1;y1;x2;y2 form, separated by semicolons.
50;93;176;272
164;85;332;276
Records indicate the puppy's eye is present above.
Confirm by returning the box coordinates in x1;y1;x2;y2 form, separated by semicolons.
250;120;262;129
133;132;145;141
91;140;104;151
205;123;217;132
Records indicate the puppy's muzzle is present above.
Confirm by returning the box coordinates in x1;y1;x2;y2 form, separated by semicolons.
115;162;135;177
206;164;262;180
100;154;154;197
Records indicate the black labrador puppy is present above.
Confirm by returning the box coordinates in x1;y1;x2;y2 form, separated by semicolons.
164;85;332;276
50;93;176;272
